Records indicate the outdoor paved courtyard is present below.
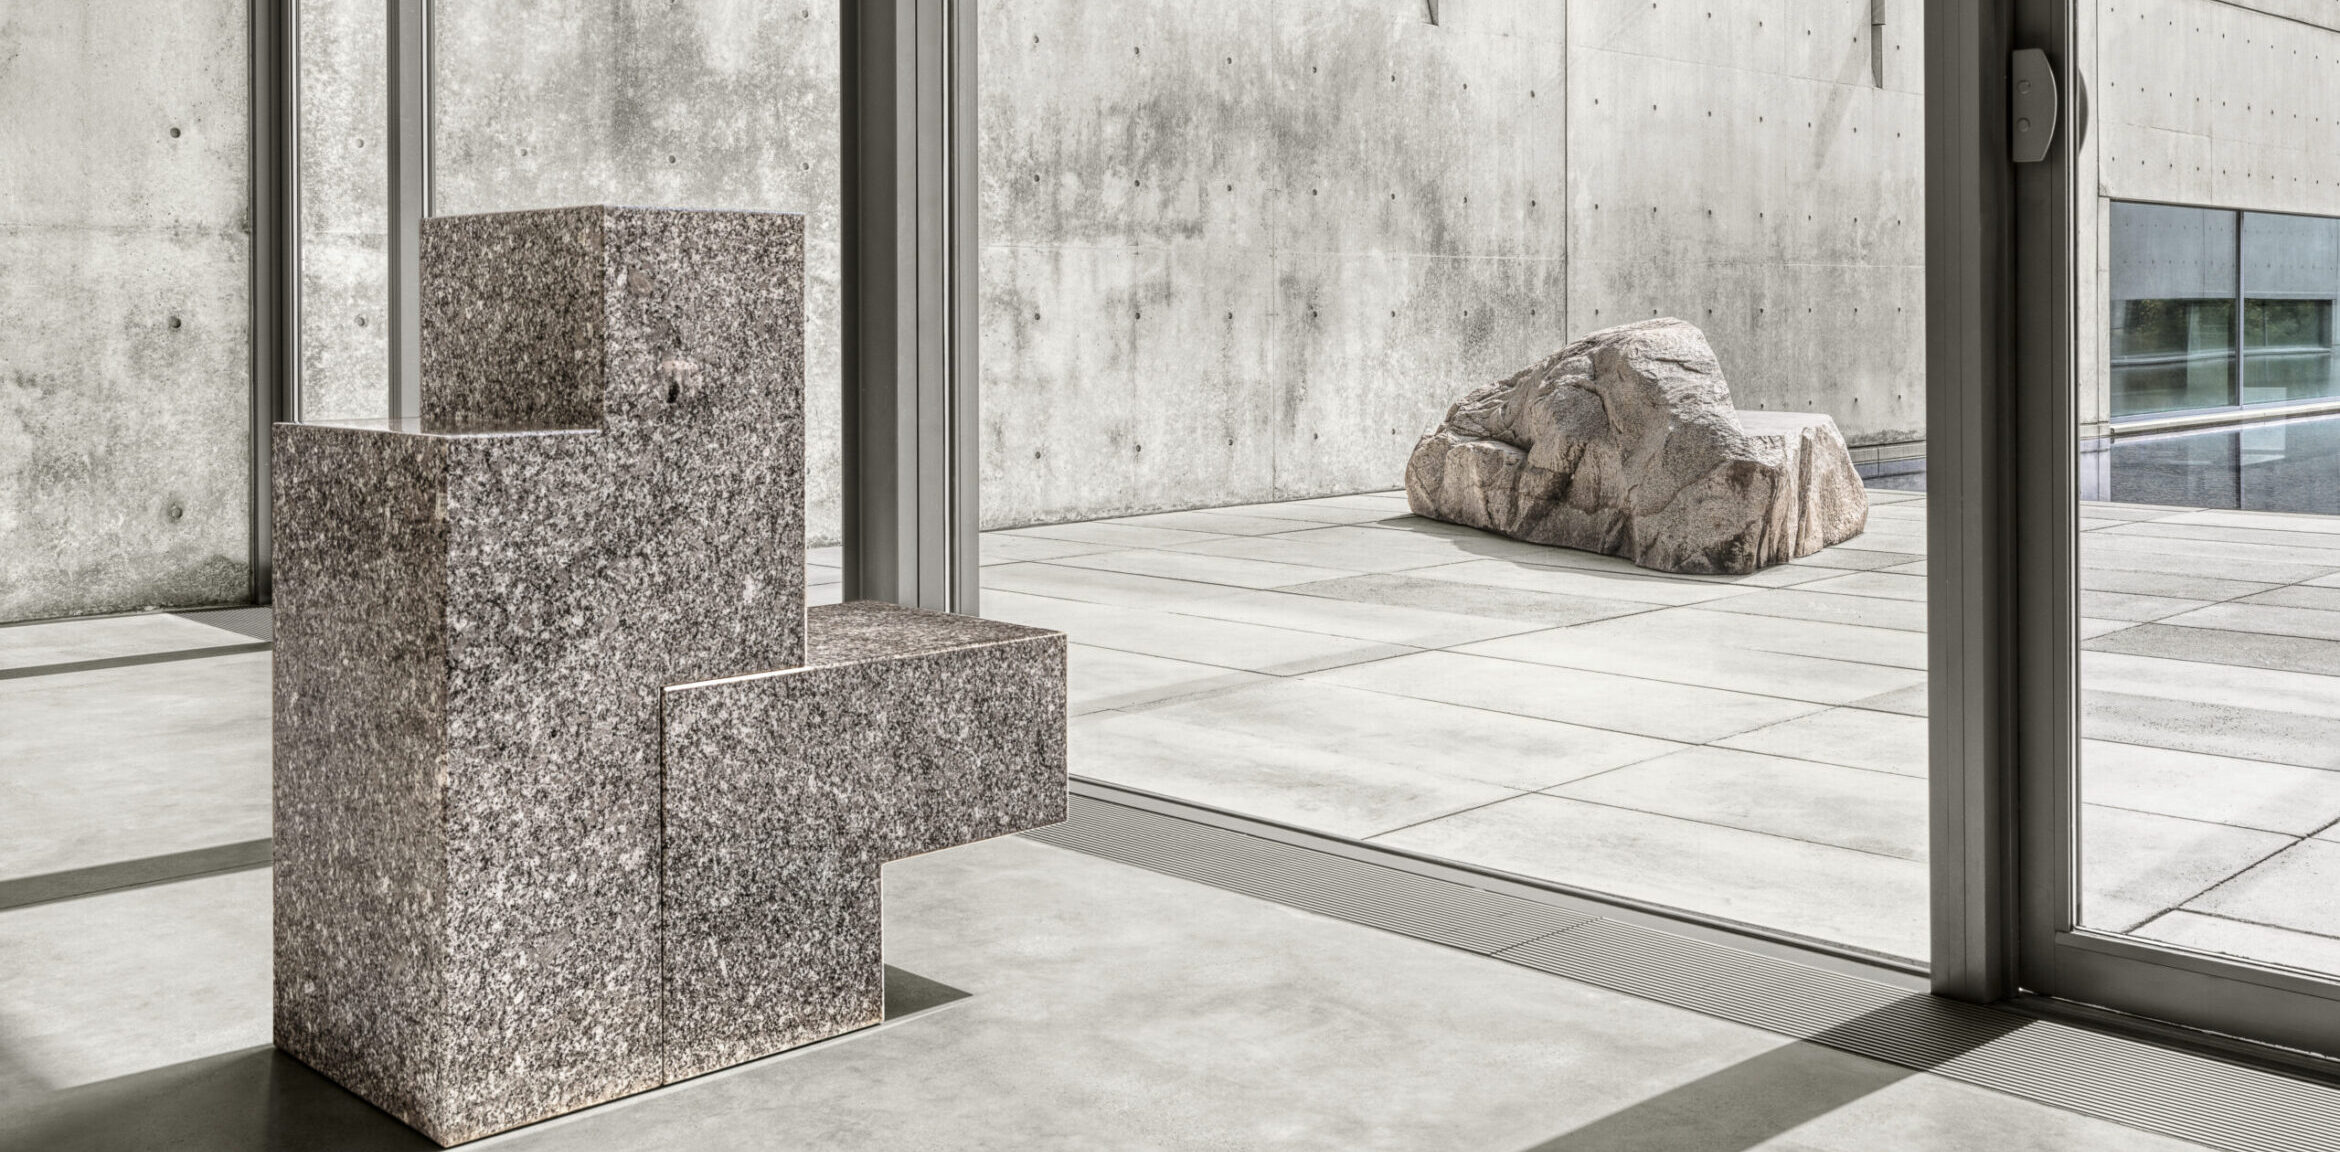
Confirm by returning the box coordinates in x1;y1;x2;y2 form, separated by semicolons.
973;489;2340;969
5;489;2338;975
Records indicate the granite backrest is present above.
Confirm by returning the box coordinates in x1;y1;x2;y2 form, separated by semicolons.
418;205;806;434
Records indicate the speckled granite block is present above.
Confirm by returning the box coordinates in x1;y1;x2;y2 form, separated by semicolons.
275;206;807;1145
660;602;1068;1080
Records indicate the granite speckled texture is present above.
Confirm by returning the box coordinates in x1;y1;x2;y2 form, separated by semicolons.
275;206;1065;1147
276;206;806;1144
661;602;1068;1080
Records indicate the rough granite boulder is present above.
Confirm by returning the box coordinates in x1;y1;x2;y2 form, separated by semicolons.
1405;318;1867;575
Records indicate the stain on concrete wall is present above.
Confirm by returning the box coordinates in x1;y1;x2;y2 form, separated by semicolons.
297;0;389;422
979;0;1571;527
0;1;254;621
1564;0;1925;457
430;0;845;544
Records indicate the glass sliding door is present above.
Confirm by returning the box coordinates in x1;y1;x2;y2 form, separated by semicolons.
2003;0;2340;1061
977;0;1932;967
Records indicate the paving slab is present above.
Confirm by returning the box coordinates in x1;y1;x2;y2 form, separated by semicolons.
980;533;1120;565
1716;708;1929;778
1372;794;1928;960
1791;571;1928;602
2085;622;2340;675
2181;838;2340;943
2078;806;2294;934
1129;677;1683;793
1548;747;1927;861
992;520;1230;549
2083;740;2340;836
1284;572;1657;628
1456;629;1927;707
1072;712;1526;839
1168;529;1488;574
0;869;270;1096
1144;586;1540;647
2160;601;2340;643
2133;910;2340;977
1046;548;1356;589
2083;651;2340;719
1406;559;1763;606
982;590;1414;675
1699;588;1929;633
982;562;1247;610
0;614;250;672
0;654;270;882
1313;650;1828;744
1066;645;1266;715
2085;691;2340;770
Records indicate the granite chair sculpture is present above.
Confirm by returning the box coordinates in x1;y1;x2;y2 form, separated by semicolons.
272;206;1067;1146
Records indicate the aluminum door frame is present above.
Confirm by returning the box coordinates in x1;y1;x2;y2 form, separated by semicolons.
1926;0;2340;1065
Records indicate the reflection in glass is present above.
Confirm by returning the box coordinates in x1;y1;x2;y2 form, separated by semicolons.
2242;211;2340;406
2079;426;2340;979
2109;202;2238;418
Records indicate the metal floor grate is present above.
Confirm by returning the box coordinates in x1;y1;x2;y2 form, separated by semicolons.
1026;794;2340;1152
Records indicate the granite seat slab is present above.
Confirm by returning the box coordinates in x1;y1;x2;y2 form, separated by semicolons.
661;601;1066;1081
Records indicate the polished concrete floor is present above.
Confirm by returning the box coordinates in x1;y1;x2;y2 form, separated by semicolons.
0;833;2219;1151
976;490;2340;970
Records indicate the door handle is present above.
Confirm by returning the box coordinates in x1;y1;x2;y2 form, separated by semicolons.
2011;48;2059;163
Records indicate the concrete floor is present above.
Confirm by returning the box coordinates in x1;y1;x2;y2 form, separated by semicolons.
975;490;2340;969
0;524;2323;1148
0;834;2217;1151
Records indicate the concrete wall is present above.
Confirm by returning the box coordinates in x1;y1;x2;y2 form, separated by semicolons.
429;0;845;544
30;0;2330;621
297;0;389;422
978;0;1569;526
977;0;1927;528
2086;0;2340;432
0;1;254;621
1562;0;1925;460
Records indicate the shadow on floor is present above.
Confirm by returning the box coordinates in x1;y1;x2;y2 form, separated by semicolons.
0;967;971;1152
1514;995;2027;1152
0;1045;432;1152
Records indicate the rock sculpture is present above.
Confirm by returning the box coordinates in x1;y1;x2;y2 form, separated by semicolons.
1404;318;1868;574
272;206;1066;1145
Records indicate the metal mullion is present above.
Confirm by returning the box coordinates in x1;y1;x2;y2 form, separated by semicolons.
2236;209;2248;407
1925;0;2022;1004
947;0;981;614
842;0;980;614
2008;0;2081;990
387;0;429;421
916;0;949;604
251;0;295;605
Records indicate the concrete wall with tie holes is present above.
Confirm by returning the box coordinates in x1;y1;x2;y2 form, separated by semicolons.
0;1;255;621
33;0;2338;617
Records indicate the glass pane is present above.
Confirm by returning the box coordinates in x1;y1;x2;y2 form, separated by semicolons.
0;1;255;621
981;4;1929;962
2108;202;2237;418
296;0;390;422
2078;3;2340;985
2242;211;2340;406
423;0;847;597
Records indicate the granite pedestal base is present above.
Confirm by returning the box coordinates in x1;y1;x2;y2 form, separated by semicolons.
271;207;1066;1146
